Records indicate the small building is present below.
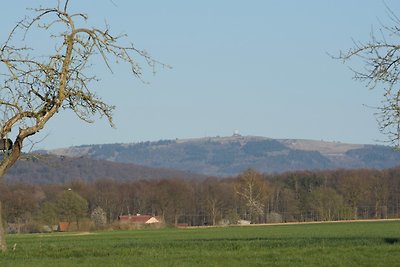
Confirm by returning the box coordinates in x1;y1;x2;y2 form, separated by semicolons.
58;222;80;232
118;214;162;224
58;222;70;232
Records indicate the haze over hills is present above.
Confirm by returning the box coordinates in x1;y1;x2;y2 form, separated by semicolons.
45;135;400;177
4;154;207;184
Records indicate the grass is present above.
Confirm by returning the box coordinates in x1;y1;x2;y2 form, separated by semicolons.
0;221;399;266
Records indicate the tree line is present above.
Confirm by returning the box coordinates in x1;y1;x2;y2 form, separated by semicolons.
1;166;399;232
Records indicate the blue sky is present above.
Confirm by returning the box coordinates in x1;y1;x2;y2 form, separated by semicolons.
2;1;400;149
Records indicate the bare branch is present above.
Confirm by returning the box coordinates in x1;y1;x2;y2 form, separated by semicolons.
335;6;400;147
0;0;168;177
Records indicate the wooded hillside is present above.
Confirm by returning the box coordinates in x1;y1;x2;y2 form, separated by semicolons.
4;155;206;184
47;136;400;176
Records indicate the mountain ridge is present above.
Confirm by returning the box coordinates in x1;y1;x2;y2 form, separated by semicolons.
43;135;400;176
4;154;207;184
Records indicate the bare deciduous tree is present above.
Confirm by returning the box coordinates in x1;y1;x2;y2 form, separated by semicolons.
0;0;164;251
235;169;269;223
337;7;400;147
91;206;107;229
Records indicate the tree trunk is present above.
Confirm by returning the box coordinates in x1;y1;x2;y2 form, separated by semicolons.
0;201;7;252
353;206;358;220
174;213;179;226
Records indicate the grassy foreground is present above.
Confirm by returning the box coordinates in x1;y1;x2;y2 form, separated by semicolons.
0;221;399;266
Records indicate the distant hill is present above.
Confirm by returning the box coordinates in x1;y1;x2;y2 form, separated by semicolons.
45;135;400;176
4;154;207;184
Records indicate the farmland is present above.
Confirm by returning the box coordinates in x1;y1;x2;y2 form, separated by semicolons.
1;220;399;266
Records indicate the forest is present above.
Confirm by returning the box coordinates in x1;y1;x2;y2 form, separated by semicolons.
1;166;399;233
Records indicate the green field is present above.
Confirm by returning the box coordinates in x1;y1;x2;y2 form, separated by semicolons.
0;221;399;266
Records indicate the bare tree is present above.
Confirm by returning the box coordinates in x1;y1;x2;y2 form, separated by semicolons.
91;206;107;229
337;6;400;147
235;169;269;223
0;0;164;251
